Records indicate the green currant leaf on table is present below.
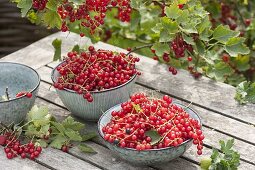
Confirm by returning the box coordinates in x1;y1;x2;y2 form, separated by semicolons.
200;139;240;170
35;139;48;148
50;134;68;149
78;144;97;153
61;116;85;131
72;45;80;53
52;39;62;61
64;128;83;142
145;130;162;145
82;132;97;141
51;122;66;136
235;81;255;104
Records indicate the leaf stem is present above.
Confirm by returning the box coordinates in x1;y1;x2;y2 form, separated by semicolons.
126;44;153;55
5;87;10;101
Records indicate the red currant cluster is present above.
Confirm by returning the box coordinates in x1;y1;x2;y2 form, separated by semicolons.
53;46;140;102
56;0;131;34
171;36;193;58
32;0;48;11
102;93;204;155
0;132;42;160
16;91;33;98
219;3;237;30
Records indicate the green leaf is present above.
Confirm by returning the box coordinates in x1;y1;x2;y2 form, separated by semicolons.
52;39;62;61
62;116;85;131
78;144;97;153
72;44;80;53
165;5;182;20
68;0;84;5
132;104;142;113
50;134;67;149
145;130;162;145
152;23;163;33
234;55;250;71
195;40;205;56
207;61;234;82
161;17;178;34
200;158;212;170
151;42;170;57
17;0;32;17
82;132;97;141
213;25;239;44
27;105;49;121
35;139;48;148
42;9;61;29
65;128;83;142
235;81;255;104
224;37;250;57
183;34;195;45
130;0;143;9
25;124;39;137
51;122;66;135
159;30;175;42
46;0;60;11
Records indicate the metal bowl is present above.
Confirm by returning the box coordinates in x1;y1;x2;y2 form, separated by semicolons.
51;62;137;121
98;103;202;165
0;62;40;125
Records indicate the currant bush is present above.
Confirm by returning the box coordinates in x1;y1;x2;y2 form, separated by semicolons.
102;93;204;155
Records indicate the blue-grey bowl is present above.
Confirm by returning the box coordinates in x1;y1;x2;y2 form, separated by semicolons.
0;62;40;125
51;62;137;121
98;103;202;165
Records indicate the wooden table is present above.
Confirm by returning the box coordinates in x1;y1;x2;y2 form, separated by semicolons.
1;32;255;170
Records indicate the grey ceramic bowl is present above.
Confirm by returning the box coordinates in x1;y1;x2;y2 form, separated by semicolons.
0;62;40;125
98;103;202;165
51;62;137;121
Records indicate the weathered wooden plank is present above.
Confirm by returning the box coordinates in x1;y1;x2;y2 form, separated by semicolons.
0;147;50;170
69;142;200;170
37;79;255;165
36;147;101;170
69;142;155;170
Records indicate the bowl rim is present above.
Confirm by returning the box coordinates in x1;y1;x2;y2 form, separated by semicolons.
51;61;137;94
0;62;40;103
97;102;202;152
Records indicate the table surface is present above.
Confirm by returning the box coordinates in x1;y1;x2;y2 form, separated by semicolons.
1;32;255;170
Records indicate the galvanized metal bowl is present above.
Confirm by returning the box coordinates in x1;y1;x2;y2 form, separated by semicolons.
98;103;202;165
51;62;137;121
0;62;40;125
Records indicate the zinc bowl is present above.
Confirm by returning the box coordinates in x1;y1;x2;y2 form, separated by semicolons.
98;103;202;165
51;62;137;121
0;62;40;125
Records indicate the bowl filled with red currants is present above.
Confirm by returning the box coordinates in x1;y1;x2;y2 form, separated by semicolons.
98;93;204;165
51;46;140;121
0;62;40;125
